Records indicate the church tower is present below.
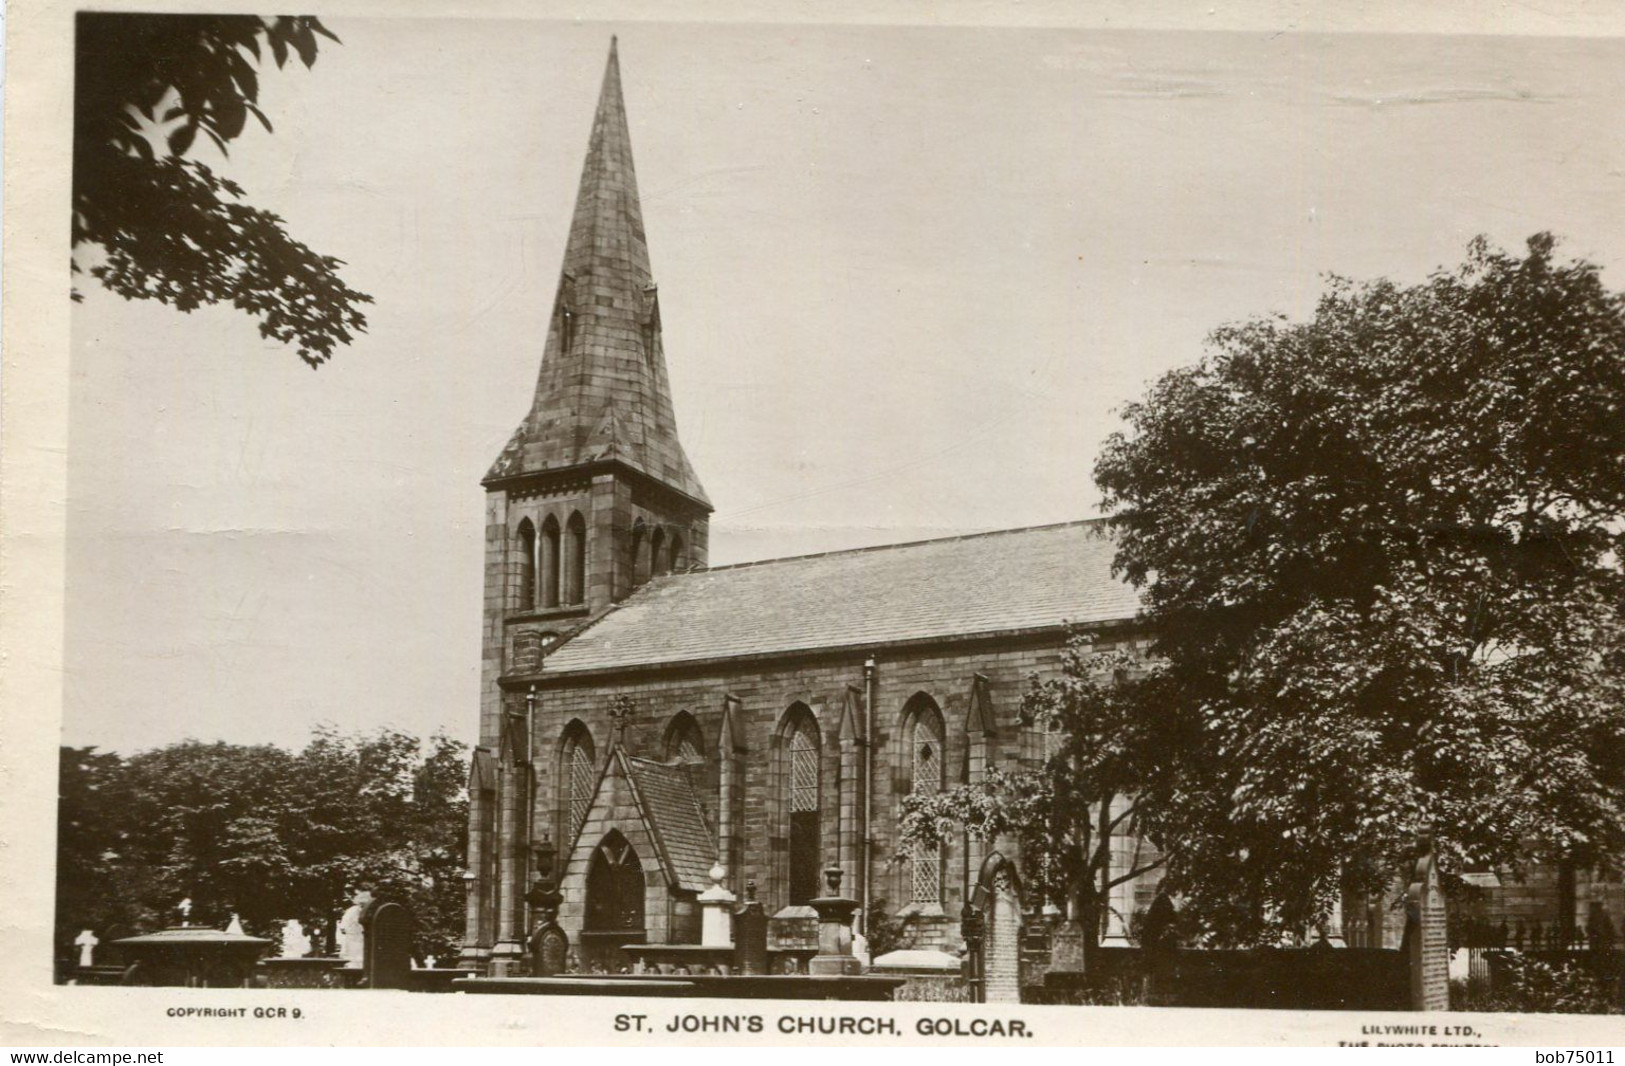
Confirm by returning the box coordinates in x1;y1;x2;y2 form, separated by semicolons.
465;39;710;972
478;39;711;729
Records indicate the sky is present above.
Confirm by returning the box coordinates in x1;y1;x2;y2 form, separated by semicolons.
62;17;1625;754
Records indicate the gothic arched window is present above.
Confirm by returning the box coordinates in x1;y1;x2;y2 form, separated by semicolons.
564;511;587;605
559;721;597;845
780;704;822;906
630;519;647;588
650;527;667;577
669;533;686;573
540;514;561;608
515;519;537;611
903;693;946;906
664;711;705;765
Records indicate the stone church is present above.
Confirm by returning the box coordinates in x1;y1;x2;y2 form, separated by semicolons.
456;41;1160;988
458;40;1616;988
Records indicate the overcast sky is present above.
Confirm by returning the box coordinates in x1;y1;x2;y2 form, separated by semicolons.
63;18;1625;753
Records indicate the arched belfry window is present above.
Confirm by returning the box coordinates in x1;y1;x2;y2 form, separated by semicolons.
516;519;537;611
780;704;822;906
650;528;667;577
904;694;946;906
669;533;686;573
559;721;597;846
664;711;705;765
540;515;561;609
564;511;587;605
630;519;647;588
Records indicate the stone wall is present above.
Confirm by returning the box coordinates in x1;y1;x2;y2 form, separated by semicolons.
486;627;1151;955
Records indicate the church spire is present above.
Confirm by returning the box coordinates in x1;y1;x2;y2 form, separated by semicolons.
486;38;709;507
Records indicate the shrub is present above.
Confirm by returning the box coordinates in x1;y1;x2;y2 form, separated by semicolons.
1481;954;1619;1014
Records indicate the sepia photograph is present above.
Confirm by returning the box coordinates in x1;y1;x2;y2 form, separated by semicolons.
8;0;1625;1047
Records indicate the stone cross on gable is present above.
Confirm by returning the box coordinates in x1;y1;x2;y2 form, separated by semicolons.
611;696;632;749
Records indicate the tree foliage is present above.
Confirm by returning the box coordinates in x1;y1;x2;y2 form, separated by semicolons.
904;234;1625;948
55;728;468;966
73;14;371;366
901;637;1172;950
1094;233;1625;943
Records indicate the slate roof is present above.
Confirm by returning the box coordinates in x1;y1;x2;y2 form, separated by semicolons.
542;520;1142;674
625;756;715;892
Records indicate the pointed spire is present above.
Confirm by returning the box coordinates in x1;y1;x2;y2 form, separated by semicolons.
487;39;709;506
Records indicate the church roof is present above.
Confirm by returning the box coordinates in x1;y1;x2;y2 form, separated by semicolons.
624;757;716;892
487;39;708;505
542;520;1142;675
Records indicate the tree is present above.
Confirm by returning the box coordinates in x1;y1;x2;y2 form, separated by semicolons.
904;234;1625;950
73;14;371;367
1090;233;1625;944
53;728;470;969
900;636;1173;966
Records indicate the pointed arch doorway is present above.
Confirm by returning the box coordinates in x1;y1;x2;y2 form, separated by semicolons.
581;830;647;972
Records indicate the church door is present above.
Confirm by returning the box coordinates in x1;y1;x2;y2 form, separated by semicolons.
582;831;646;972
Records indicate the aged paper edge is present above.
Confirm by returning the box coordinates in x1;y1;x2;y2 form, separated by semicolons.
6;0;1625;1047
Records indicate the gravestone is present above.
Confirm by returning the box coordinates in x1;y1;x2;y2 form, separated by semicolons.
363;901;414;990
734;880;768;975
525;879;568;976
530;925;568;976
75;930;98;969
1404;851;1449;1012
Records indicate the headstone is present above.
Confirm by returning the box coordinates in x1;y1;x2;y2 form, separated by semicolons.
363;901;414;990
530;924;569;976
984;870;1023;1004
337;889;373;966
525;879;568;976
1048;921;1088;972
278;920;311;959
734;880;768;975
1404;851;1450;1012
75;930;98;968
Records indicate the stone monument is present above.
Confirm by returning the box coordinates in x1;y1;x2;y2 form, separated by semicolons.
734;880;768;976
1404;849;1449;1012
699;862;736;948
75;930;98;969
337;889;374;967
278;919;312;959
363;900;414;990
807;866;861;976
525;878;568;977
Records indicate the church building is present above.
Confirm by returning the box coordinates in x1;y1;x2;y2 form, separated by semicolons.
457;41;1160;989
460;39;1624;993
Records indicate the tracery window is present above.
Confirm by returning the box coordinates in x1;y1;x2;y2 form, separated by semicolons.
782;705;821;906
906;697;946;905
560;722;596;845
